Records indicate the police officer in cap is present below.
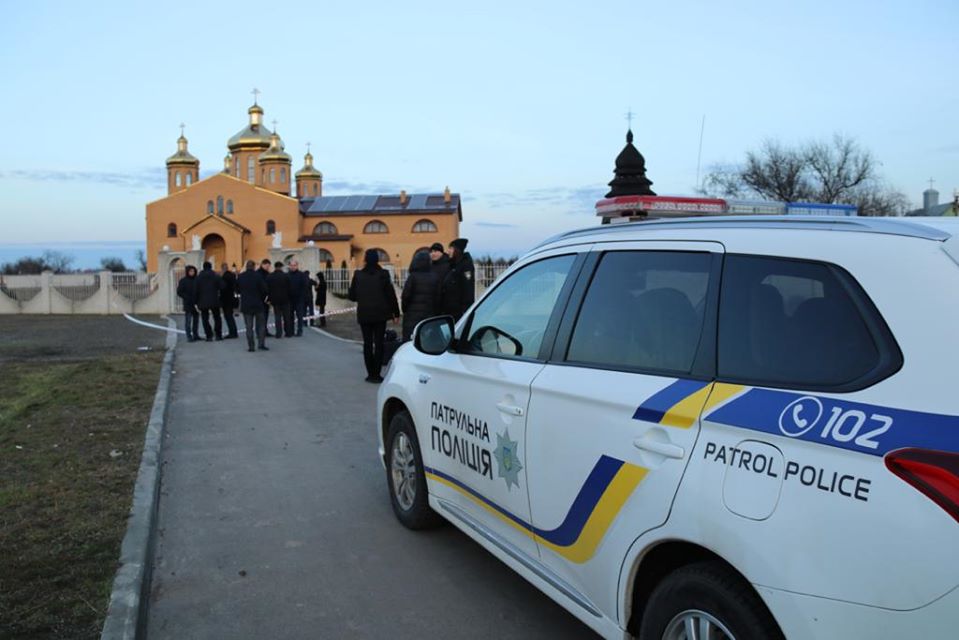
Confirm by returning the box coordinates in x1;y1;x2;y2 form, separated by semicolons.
440;237;475;320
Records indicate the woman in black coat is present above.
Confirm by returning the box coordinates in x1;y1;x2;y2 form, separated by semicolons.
401;250;440;341
348;249;400;383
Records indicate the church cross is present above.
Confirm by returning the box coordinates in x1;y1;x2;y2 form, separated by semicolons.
929;178;936;190
179;122;185;137
625;108;634;129
272;119;278;131
251;87;260;104
306;142;311;153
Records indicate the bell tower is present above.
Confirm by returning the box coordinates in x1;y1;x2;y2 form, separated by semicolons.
295;143;323;199
166;124;199;194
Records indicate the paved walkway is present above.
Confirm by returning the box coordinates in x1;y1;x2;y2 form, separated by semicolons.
146;327;593;639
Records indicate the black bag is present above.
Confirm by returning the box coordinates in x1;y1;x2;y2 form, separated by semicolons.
382;329;402;365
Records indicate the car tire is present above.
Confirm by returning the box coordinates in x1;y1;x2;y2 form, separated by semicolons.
385;410;443;530
638;561;783;640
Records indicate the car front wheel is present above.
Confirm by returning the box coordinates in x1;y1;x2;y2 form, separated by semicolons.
385;410;443;530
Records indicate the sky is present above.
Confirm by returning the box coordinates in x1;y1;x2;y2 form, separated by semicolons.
0;0;956;259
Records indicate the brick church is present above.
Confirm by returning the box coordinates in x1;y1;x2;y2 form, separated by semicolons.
145;99;462;272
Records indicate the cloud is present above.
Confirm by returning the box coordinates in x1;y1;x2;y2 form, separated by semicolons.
474;221;518;228
483;184;605;214
931;143;959;154
0;167;167;189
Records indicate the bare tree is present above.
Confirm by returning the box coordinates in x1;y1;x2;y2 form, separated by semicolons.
805;135;874;202
700;134;902;215
40;250;75;273
741;140;813;202
134;249;148;272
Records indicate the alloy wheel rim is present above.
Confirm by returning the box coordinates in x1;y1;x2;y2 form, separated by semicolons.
390;432;417;510
662;609;735;640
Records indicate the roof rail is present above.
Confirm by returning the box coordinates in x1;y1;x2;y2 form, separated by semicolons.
536;216;951;248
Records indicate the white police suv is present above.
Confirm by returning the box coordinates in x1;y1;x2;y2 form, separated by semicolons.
376;217;959;640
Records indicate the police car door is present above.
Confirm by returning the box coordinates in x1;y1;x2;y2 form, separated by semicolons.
418;251;584;560
524;243;722;615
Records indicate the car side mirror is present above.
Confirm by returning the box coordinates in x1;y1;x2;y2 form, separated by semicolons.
469;325;523;357
413;316;455;355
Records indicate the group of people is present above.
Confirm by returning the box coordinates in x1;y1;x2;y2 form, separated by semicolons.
176;259;327;352
349;238;474;383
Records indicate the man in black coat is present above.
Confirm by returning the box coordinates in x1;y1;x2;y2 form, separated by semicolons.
440;238;475;321
266;261;293;338
430;242;451;292
315;271;328;327
236;260;269;352
348;249;400;382
219;262;239;339
287;259;310;337
195;261;223;341
256;258;273;335
176;265;199;342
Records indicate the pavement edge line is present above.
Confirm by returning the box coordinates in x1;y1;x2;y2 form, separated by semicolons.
100;317;178;640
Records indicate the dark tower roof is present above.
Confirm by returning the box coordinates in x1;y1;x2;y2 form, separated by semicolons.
605;129;655;198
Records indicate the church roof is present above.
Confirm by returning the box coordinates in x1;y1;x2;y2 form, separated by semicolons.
166;135;199;165
180;213;251;235
905;202;958;217
606;129;656;198
300;193;461;217
258;133;292;163
228;123;273;149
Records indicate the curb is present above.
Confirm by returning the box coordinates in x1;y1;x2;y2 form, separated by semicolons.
309;324;362;345
100;317;178;639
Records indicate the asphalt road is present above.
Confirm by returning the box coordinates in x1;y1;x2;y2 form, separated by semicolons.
146;325;596;639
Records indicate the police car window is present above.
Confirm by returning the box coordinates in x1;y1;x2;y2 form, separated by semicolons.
718;255;886;390
566;251;712;374
465;255;575;359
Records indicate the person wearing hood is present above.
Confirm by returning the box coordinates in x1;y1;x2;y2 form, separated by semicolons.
176;265;200;342
440;237;475;321
348;248;400;382
236;260;269;352
401;250;441;341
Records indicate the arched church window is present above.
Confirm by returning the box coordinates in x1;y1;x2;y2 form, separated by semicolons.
318;249;333;265
313;221;337;236
280;168;287;183
226;200;234;214
186;173;192;186
364;220;389;234
369;248;390;263
167;223;177;237
234;157;240;177
313;183;318;195
217;196;224;215
207;200;214;214
175;173;182;187
266;220;276;235
412;219;438;233
270;168;276;184
248;156;255;183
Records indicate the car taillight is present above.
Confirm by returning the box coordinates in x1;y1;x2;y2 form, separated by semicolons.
885;448;959;524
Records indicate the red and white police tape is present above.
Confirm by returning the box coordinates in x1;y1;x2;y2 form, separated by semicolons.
122;307;358;335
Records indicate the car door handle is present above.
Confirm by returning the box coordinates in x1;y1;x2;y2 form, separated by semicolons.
419;374;430;384
496;402;524;417
632;439;685;459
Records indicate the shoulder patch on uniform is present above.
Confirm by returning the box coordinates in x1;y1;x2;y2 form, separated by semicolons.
465;272;472;280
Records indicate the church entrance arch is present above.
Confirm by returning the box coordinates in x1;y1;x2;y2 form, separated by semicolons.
202;233;226;267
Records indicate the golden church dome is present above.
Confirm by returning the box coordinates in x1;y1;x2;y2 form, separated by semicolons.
258;132;292;163
227;103;273;151
295;151;323;178
166;134;199;165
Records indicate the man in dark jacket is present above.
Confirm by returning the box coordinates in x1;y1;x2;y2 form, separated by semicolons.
220;262;239;339
315;271;328;327
256;258;273;335
401;250;440;341
440;238;475;321
266;261;293;338
195;261;223;341
287;259;310;337
176;265;199;342
237;260;269;352
430;242;451;290
348;249;400;382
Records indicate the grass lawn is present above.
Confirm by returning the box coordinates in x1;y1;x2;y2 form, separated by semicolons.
0;317;165;639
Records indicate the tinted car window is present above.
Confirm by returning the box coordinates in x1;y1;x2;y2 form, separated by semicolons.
566;251;712;374
465;255;575;359
718;255;891;390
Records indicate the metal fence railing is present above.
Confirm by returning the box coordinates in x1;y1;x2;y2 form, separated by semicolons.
53;273;101;301
111;272;157;301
